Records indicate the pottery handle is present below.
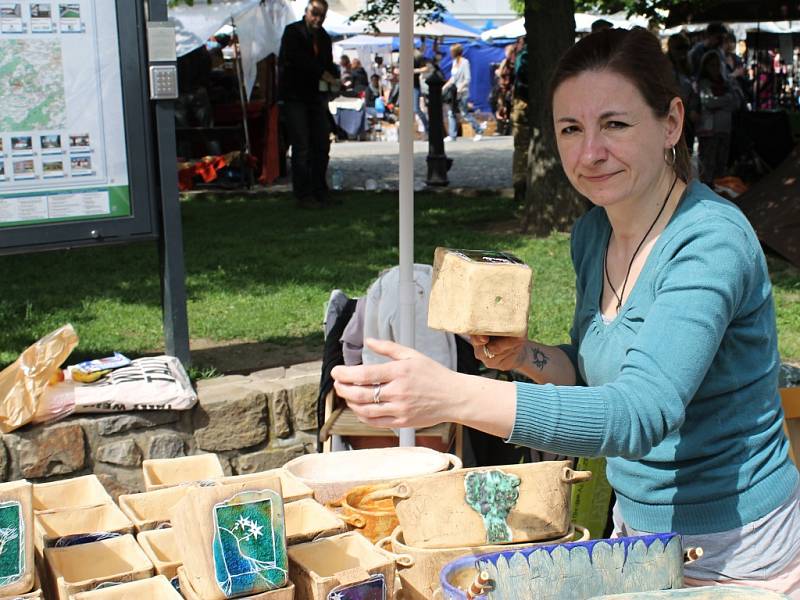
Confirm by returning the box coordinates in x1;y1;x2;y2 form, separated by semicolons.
573;524;591;541
561;467;593;484
445;453;463;470
361;483;411;504
341;512;366;529
325;497;344;510
374;535;415;568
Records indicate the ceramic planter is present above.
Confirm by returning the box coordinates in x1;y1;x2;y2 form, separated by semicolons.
171;478;289;600
327;483;400;544
143;454;225;491
376;460;590;548
288;532;395;600
593;587;790;599
35;502;134;552
0;481;34;597
119;485;190;532
439;533;683;600
376;525;587;600
32;475;113;513
178;566;296;600
136;527;182;582
284;499;347;546
44;534;154;600
219;469;314;503
283;448;462;504
71;574;183;599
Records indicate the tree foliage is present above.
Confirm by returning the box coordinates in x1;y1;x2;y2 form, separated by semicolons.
350;0;446;28
573;0;712;23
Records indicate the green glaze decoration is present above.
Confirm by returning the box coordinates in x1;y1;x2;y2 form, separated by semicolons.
464;469;521;544
0;501;24;588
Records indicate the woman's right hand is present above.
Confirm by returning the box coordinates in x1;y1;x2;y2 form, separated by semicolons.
471;335;529;372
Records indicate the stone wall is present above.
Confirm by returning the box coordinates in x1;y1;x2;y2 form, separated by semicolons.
0;361;323;499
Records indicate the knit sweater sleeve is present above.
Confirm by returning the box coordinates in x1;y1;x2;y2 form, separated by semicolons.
509;217;756;458
556;215;586;386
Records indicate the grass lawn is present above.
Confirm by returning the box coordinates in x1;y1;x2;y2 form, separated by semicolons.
0;190;798;372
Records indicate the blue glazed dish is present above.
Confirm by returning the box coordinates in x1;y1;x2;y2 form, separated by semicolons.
439;533;683;600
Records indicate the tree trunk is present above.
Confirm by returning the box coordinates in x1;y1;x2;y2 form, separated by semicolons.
520;0;587;235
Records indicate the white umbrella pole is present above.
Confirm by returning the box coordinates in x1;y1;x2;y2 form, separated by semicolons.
398;0;415;447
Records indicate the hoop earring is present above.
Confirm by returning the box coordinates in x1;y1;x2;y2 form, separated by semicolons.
665;145;677;166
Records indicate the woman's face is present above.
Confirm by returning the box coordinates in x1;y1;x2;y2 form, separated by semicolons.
552;70;683;209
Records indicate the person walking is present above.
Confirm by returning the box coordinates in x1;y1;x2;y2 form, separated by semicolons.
278;0;338;208
443;44;484;142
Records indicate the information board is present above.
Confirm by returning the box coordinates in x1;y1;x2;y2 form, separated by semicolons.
0;0;159;254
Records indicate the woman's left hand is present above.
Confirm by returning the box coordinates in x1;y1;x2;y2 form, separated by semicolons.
331;338;459;430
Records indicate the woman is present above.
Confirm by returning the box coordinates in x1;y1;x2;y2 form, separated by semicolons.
443;43;484;142
332;28;800;596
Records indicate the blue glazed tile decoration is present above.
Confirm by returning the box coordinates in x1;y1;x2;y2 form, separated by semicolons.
440;533;683;600
0;501;24;588
464;469;521;544
327;574;386;600
212;489;288;597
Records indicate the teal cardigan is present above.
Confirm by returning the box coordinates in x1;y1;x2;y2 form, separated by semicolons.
509;181;797;535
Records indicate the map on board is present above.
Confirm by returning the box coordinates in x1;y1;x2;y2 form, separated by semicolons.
0;39;66;131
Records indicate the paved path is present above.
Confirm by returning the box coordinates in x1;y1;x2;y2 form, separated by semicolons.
327;135;513;191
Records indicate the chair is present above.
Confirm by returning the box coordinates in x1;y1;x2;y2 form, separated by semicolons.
781;387;800;465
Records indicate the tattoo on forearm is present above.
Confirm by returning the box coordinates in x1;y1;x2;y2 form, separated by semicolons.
529;346;549;370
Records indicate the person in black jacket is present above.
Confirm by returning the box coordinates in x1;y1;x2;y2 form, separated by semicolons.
278;0;338;207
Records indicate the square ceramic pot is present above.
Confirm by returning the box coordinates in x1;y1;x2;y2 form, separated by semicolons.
218;469;313;503
143;454;225;491
177;566;296;599
44;534;154;600
381;460;591;548
32;476;113;513
284;499;346;546
71;574;182;599
288;532;394;600
0;480;35;597
171;478;288;600
119;485;190;532
136;527;182;581
35;502;134;552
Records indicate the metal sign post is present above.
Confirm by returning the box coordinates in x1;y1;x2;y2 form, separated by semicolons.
148;1;191;367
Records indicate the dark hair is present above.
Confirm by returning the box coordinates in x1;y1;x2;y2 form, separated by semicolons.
706;22;727;36
549;28;691;181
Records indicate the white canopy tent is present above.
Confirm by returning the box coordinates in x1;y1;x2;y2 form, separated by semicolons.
481;12;649;41
170;0;372;98
371;19;480;38
662;20;800;40
332;34;394;69
169;0;295;97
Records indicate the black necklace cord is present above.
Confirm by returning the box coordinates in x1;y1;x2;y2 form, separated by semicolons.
604;173;679;313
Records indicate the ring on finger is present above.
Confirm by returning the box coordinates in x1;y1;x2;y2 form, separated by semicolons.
372;383;382;404
483;345;496;360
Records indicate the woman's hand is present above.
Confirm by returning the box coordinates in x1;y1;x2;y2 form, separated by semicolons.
471;335;529;372
331;338;459;430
